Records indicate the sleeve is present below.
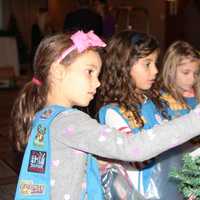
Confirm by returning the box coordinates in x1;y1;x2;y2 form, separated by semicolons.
51;106;200;162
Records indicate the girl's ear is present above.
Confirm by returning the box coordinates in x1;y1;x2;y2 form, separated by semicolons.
50;62;66;81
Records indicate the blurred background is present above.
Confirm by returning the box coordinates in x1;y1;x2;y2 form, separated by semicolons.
0;0;199;75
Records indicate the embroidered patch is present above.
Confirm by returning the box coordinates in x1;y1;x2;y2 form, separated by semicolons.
40;108;53;119
34;124;46;147
28;150;46;173
19;180;45;195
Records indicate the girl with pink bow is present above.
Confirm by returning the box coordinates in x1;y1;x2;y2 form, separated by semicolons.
12;30;200;199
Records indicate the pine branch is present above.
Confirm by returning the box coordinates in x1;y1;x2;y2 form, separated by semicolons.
170;153;200;199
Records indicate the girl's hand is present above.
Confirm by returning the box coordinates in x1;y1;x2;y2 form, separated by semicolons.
188;194;196;200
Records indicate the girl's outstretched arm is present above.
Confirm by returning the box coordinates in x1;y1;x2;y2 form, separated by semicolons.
51;106;200;162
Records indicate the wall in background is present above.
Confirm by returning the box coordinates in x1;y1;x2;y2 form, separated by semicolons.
2;0;47;51
48;0;75;31
1;0;191;57
48;0;166;50
0;0;3;29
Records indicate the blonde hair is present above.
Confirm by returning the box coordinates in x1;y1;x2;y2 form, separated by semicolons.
161;40;200;106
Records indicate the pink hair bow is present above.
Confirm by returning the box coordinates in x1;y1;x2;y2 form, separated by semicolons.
57;30;106;63
32;77;42;86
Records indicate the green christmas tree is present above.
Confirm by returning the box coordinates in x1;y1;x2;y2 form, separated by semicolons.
170;149;200;200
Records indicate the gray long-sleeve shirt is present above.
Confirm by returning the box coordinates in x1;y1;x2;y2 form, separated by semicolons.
51;107;200;199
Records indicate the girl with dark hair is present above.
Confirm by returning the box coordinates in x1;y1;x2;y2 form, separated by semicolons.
97;30;190;199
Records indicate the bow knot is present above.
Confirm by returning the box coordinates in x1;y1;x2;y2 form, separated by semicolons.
71;30;106;52
57;30;106;63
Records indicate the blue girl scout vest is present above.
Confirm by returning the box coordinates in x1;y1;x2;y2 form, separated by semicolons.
99;95;197;199
15;105;103;200
156;93;198;199
161;93;197;118
99;100;163;197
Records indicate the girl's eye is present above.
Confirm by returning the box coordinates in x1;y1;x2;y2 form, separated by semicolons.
87;69;93;75
194;72;200;77
182;71;189;75
144;62;150;68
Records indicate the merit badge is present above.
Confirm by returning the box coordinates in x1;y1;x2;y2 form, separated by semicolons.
28;150;47;173
34;124;46;147
19;180;45;195
40;108;53;119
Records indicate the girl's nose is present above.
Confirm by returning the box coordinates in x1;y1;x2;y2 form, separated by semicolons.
152;65;158;75
187;73;195;84
95;78;101;88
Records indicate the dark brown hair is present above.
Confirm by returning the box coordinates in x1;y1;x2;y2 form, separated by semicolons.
98;30;167;128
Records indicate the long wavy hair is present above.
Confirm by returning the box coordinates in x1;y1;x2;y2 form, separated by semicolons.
159;40;200;107
10;32;100;151
98;30;168;128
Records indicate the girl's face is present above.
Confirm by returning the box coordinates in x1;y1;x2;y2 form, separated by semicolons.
56;50;102;107
175;58;199;94
130;51;158;91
